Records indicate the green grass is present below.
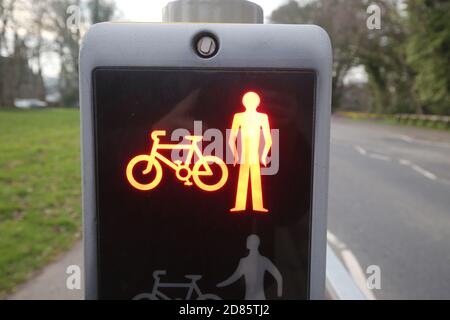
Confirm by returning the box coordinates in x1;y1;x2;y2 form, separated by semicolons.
382;118;450;131
0;108;81;298
337;111;450;132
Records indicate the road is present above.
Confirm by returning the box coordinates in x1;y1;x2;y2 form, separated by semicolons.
328;117;450;299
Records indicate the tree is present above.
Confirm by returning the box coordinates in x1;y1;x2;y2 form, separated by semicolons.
356;1;419;114
0;0;47;106
0;0;16;107
89;0;116;24
406;0;450;115
47;0;116;107
271;0;370;111
22;0;48;100
46;0;81;107
271;0;421;115
0;0;117;108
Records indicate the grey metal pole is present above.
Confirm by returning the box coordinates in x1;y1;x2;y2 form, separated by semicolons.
162;0;263;24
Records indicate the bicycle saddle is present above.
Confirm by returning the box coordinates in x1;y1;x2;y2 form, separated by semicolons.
185;136;202;142
185;275;202;281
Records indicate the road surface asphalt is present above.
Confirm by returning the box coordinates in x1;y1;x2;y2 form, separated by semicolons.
329;117;450;299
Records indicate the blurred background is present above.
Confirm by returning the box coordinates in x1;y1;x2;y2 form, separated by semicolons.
0;0;449;299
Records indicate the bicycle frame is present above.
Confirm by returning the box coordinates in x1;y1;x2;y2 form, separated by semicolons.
151;278;203;300
148;136;210;175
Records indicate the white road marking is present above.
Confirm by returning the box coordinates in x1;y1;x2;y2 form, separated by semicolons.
368;153;391;161
354;145;367;155
355;146;438;182
411;164;437;180
354;145;391;161
398;134;414;143
341;250;376;300
327;231;376;300
327;231;346;250
398;159;412;166
399;159;437;181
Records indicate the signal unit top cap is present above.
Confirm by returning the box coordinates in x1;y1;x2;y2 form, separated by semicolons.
163;0;264;24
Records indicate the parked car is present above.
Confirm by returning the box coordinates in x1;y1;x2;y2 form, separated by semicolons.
14;99;48;109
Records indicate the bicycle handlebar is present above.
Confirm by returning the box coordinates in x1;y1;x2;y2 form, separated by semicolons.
151;130;166;141
153;270;167;279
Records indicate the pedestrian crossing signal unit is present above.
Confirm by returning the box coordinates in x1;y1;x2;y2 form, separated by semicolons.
80;23;332;300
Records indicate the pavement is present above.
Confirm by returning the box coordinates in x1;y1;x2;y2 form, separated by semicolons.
7;242;83;300
7;117;450;300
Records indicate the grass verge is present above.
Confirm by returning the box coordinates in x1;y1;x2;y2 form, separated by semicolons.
336;111;450;132
0;108;81;298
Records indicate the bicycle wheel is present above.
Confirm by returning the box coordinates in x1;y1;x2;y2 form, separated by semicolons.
192;155;228;192
126;155;162;191
132;293;158;300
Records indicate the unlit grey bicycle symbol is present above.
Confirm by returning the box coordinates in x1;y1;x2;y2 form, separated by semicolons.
133;270;221;300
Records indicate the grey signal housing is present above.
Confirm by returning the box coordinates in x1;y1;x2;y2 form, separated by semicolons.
80;22;332;300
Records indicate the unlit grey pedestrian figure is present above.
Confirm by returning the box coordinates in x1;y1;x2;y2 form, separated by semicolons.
217;234;283;300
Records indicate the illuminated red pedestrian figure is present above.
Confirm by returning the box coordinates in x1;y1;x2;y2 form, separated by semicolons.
229;91;272;213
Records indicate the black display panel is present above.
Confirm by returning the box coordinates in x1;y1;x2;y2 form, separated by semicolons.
93;68;316;300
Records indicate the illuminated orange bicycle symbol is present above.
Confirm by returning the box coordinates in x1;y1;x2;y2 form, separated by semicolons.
126;130;228;192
